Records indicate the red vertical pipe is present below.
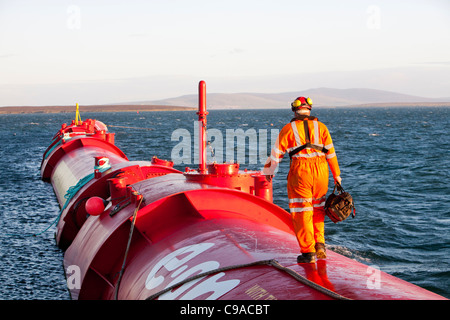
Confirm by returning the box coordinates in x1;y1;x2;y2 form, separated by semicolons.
198;80;208;173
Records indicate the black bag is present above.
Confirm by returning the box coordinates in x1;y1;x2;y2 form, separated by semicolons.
325;183;356;223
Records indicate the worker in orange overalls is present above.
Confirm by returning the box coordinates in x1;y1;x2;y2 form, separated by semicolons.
263;96;341;263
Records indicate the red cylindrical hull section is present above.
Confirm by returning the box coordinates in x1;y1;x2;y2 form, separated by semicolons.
62;174;445;300
49;145;128;206
40;120;182;250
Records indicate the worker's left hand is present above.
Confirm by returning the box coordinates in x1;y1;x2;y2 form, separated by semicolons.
334;176;342;185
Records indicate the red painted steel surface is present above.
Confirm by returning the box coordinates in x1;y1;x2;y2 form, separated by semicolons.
41;82;447;300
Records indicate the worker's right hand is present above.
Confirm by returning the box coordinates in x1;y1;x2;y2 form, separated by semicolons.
334;176;342;185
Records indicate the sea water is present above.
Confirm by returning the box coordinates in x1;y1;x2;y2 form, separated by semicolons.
0;106;449;299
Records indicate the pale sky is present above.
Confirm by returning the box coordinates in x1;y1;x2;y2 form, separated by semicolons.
1;0;449;106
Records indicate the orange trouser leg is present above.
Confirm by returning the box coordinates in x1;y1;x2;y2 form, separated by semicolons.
290;209;315;253
288;157;329;254
312;199;326;244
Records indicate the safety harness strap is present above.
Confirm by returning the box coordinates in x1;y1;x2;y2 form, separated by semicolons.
289;120;329;158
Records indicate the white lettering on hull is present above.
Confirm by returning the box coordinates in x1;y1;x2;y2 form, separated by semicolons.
145;243;240;300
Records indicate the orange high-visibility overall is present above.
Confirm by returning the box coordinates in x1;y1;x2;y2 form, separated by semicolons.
264;116;340;254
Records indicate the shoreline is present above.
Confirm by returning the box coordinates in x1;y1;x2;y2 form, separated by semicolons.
1;102;449;114
0;104;196;114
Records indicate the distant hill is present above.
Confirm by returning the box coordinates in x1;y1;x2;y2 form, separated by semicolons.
125;87;450;109
2;88;449;114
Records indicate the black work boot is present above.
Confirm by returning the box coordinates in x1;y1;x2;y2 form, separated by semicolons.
315;243;327;259
297;252;316;263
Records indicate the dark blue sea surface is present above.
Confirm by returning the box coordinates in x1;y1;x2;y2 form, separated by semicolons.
0;106;449;299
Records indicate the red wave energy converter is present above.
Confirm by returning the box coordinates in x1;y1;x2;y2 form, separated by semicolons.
40;81;446;300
